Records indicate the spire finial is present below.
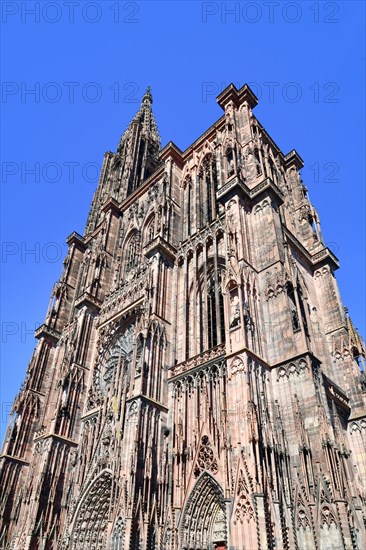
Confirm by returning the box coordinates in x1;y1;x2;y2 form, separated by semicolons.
142;86;153;105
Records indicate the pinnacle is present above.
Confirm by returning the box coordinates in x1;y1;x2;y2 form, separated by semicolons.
142;85;153;105
118;86;160;153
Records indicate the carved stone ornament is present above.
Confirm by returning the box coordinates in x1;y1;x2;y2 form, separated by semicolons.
97;325;136;394
194;435;219;478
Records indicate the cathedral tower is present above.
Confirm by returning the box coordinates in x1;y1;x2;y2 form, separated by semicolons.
1;84;365;550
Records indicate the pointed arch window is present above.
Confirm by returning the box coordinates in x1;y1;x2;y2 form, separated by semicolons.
226;147;235;178
218;273;226;344
269;156;278;184
287;281;310;337
228;283;240;329
254;148;262;177
198;154;218;226
298;285;310;336
187;178;192;236
183;176;192;238
207;280;217;349
146;215;155;243
198;270;226;353
125;233;140;274
127;138;146;195
287;282;300;332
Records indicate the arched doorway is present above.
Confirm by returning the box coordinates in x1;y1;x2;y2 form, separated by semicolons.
180;472;227;550
70;469;113;549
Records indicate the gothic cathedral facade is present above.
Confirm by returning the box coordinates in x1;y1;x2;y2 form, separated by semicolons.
1;84;365;550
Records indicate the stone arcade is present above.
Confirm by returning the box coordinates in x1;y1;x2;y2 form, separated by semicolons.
1;84;366;549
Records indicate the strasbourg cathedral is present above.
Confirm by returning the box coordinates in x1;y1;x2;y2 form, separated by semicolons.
1;84;366;550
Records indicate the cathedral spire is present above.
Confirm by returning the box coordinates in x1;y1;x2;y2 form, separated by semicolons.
116;87;161;195
119;86;160;147
84;88;162;235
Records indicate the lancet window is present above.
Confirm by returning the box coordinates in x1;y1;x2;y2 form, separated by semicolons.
186;178;192;236
269;156;278;184
182;176;193;239
197;269;225;354
125;232;140;274
254;148;262;177
286;282;300;332
146;215;155;243
198;154;218;226
226;147;235;178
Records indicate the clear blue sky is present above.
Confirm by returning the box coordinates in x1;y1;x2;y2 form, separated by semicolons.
1;1;365;441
